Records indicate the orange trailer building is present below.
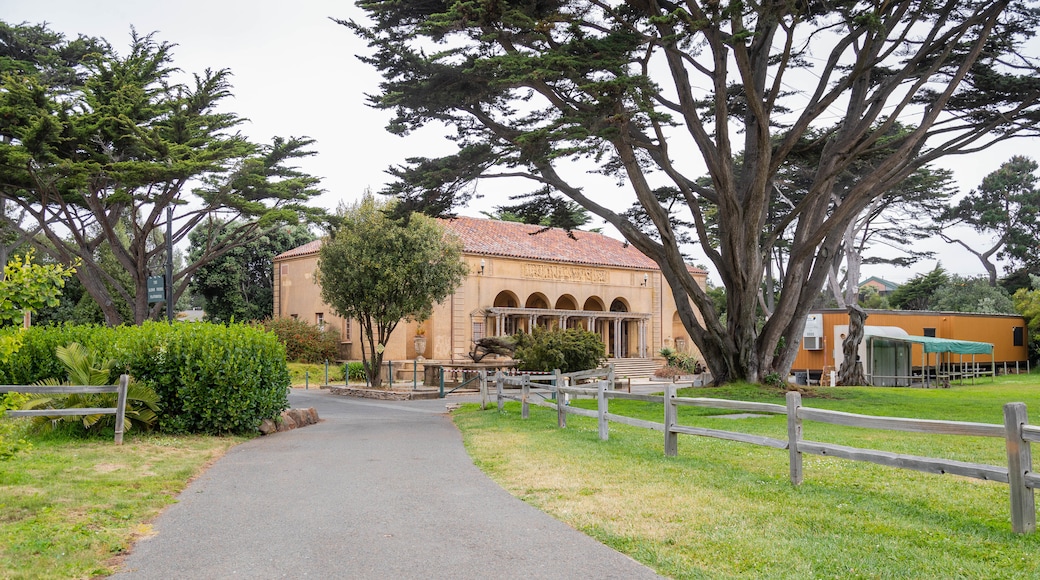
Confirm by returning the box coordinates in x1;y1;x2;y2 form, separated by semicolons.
792;309;1030;385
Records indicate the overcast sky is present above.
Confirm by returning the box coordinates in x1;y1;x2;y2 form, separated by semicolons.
5;1;1035;286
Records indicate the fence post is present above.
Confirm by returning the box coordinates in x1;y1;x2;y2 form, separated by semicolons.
557;382;567;428
664;383;677;456
1004;402;1036;534
479;371;488;410
597;380;609;441
496;371;504;411
787;391;803;486
439;367;445;398
113;374;129;445
607;364;615;390
521;375;530;419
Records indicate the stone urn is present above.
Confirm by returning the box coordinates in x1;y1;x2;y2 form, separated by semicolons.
413;335;427;358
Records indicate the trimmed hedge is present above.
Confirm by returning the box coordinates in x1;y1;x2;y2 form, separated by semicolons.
0;324;115;385
0;322;290;434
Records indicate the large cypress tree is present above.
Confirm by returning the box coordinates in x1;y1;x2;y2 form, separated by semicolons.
342;1;1040;384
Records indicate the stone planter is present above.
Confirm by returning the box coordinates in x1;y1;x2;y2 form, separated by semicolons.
413;336;427;358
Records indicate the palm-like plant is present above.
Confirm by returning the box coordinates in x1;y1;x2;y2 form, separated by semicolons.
20;343;159;433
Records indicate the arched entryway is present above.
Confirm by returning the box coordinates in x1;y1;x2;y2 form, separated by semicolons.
493;291;520;335
524;293;551;330
555;294;577;310
583;296;605;311
556;295;581;329
481;294;648;359
609;299;630;357
525;293;549;309
494;291;519;308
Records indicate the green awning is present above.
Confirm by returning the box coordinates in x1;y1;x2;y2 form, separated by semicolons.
894;335;993;355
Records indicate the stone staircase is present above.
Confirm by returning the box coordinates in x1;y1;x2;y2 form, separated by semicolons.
607;358;662;379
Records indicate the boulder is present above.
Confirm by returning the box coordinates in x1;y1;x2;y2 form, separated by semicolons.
259;407;320;435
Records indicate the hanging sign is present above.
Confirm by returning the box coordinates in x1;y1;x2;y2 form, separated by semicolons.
147;275;166;303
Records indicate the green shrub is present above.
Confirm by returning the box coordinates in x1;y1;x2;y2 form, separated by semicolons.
20;343;159;435
0;418;31;461
762;371;784;388
659;347;701;374
0;322;290;435
345;361;366;381
111;322;290;434
258;317;340;363
0;324;114;384
513;327;605;373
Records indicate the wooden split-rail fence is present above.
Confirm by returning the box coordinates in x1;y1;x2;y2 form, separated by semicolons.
481;369;1039;534
0;375;131;444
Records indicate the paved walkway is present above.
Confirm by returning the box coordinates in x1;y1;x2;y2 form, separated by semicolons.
113;389;663;579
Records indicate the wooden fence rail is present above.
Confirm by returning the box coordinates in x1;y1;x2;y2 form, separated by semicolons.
0;375;130;444
492;373;1039;534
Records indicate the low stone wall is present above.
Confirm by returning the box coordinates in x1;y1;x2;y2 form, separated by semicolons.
327;386;440;400
259;407;320;435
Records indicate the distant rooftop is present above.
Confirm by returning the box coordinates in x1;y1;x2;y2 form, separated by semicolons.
859;276;900;291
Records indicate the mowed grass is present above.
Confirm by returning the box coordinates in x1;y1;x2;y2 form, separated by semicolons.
454;377;1040;579
0;428;242;579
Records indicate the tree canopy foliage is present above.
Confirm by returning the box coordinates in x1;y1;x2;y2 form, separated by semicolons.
317;194;467;386
939;156;1040;286
189;222;315;323
823;165;956;307
1012;275;1040;362
932;274;1017;314
889;265;950;311
344;0;1040;384
0;21;324;325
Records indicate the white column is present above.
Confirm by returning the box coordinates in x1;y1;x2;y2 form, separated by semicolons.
614;318;622;358
639;319;647;358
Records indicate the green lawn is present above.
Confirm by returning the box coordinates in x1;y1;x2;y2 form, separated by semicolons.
454;377;1040;579
287;361;346;387
0;428;241;579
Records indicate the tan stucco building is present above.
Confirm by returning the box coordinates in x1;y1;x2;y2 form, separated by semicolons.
273;217;706;371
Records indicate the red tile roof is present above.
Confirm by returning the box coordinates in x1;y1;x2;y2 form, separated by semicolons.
441;216;660;270
274;216;706;274
274;239;322;260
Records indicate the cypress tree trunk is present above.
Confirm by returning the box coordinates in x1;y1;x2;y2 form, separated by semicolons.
837;304;868;386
